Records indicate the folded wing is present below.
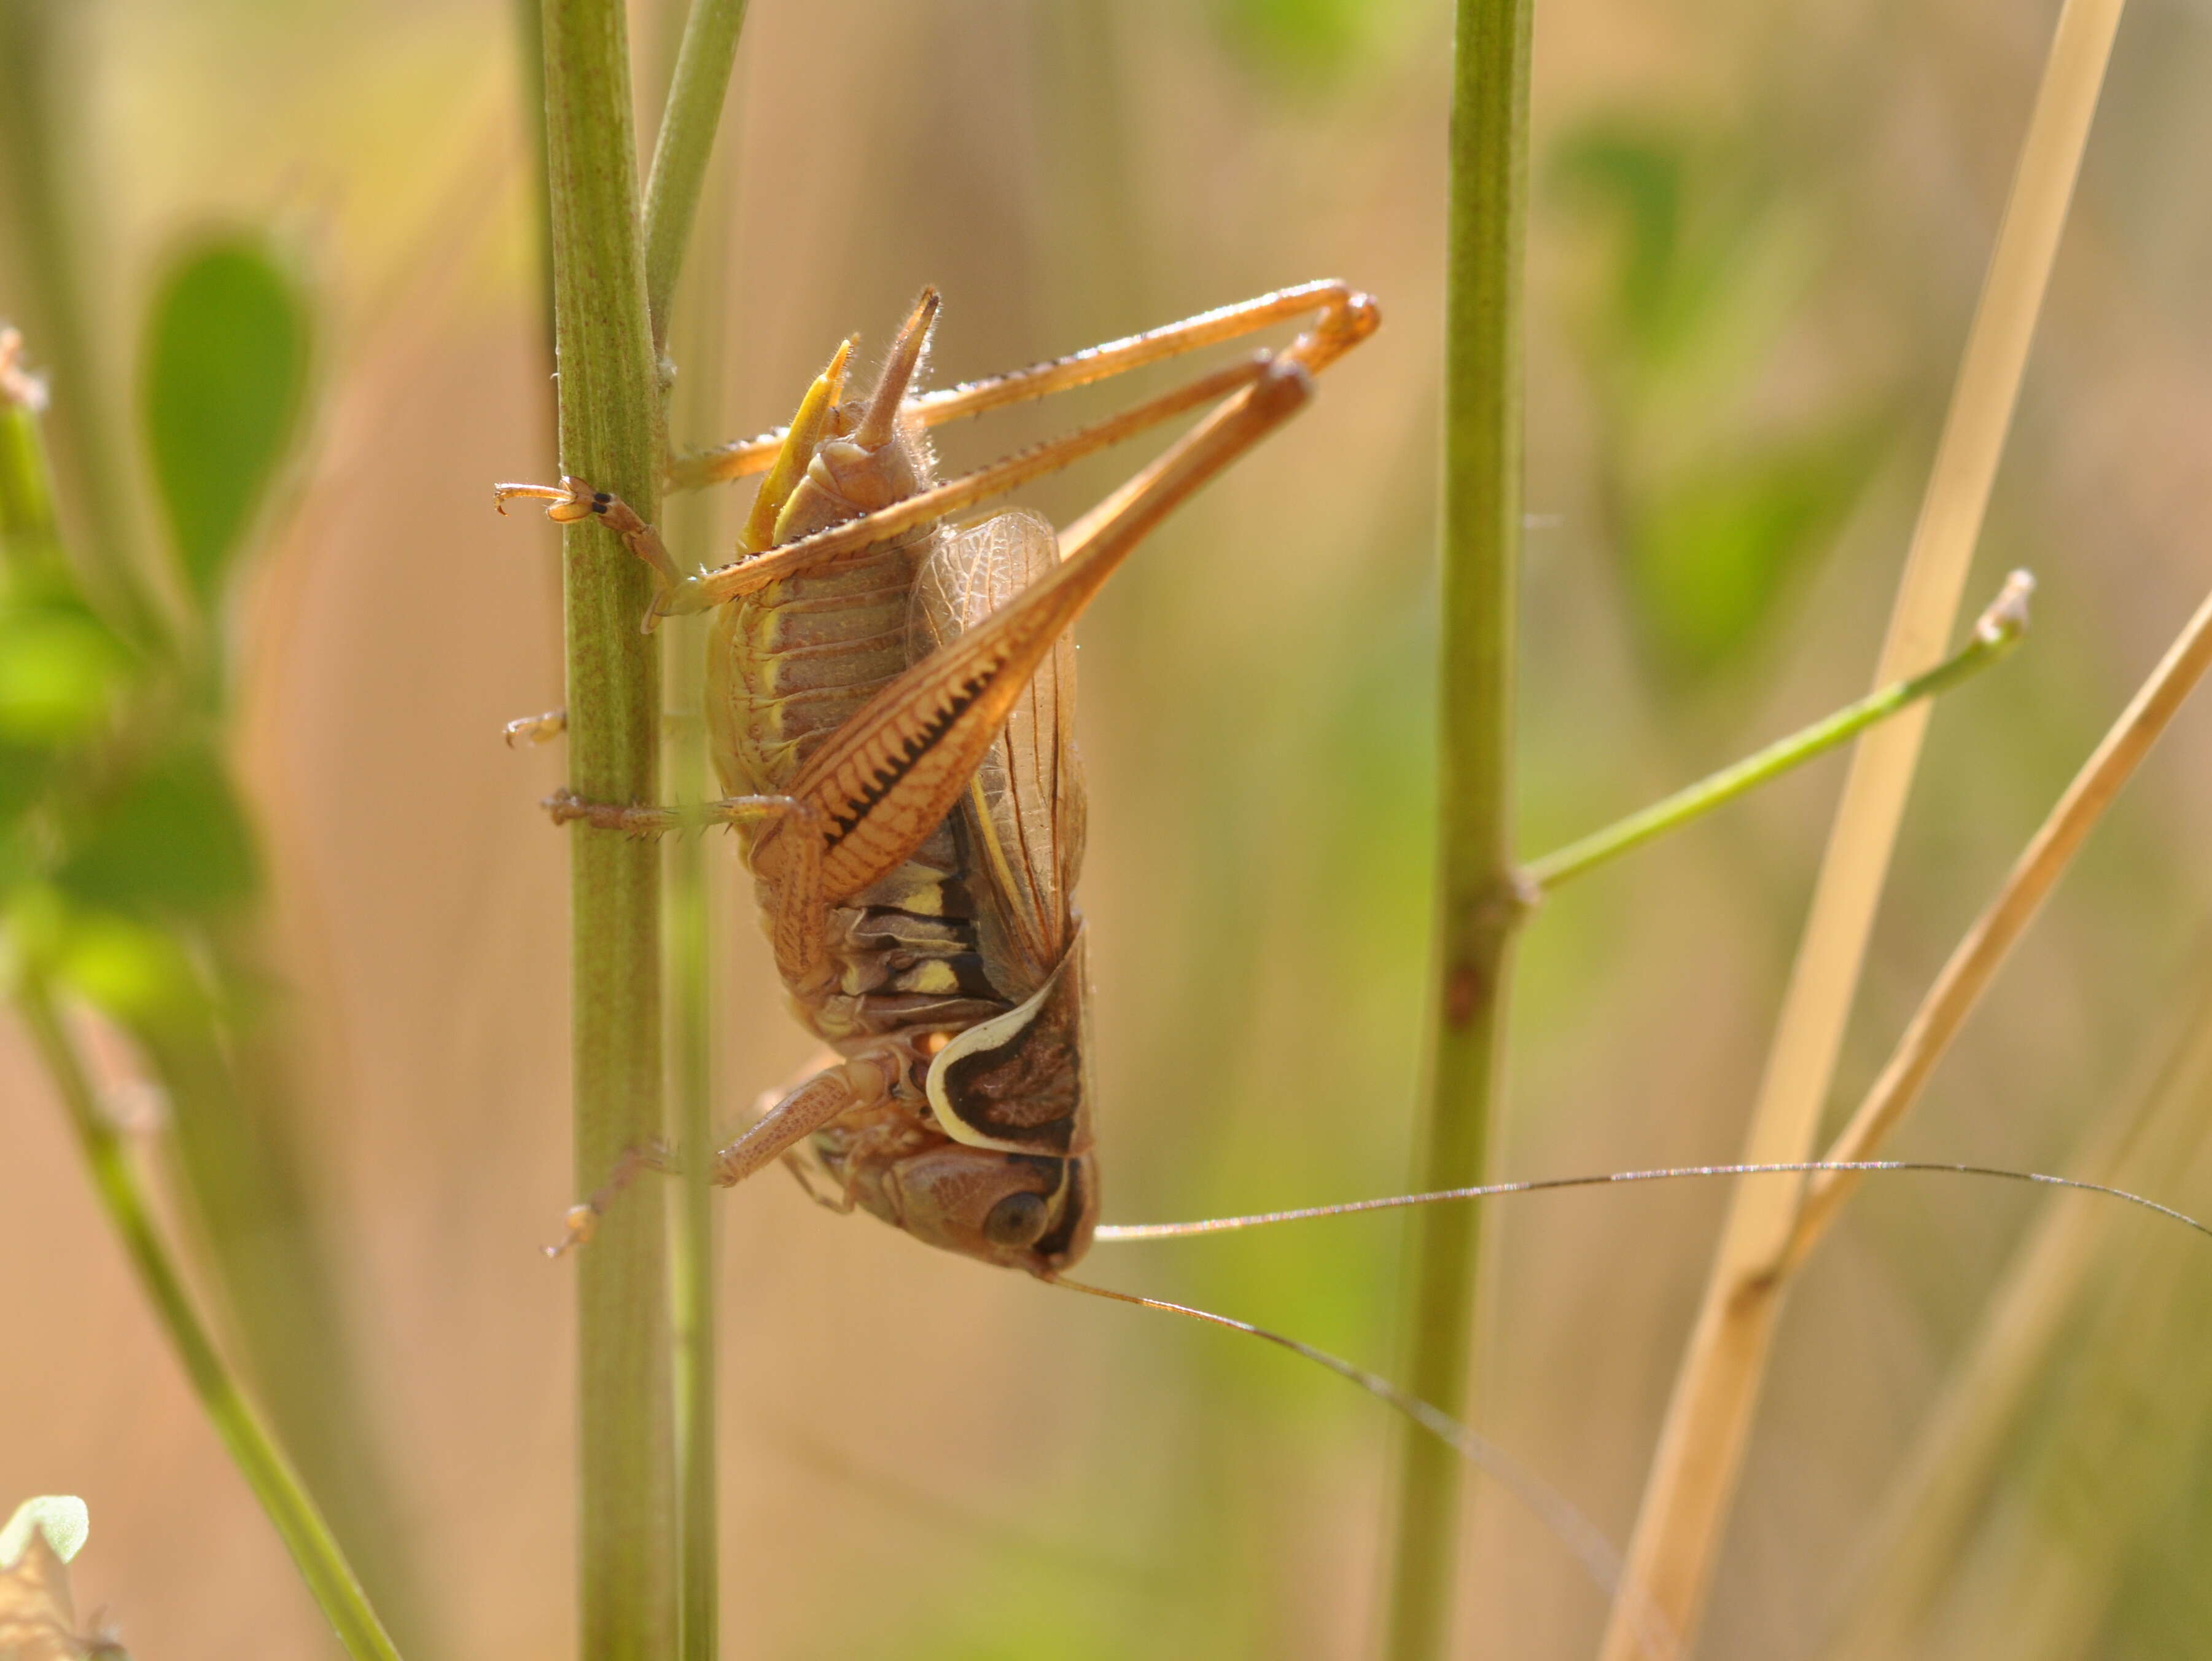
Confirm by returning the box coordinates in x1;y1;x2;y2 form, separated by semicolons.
908;507;1085;995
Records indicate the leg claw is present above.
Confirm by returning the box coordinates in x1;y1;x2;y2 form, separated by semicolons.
545;1203;599;1259
505;708;567;747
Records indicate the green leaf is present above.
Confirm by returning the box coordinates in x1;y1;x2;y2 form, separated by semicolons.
140;235;311;605
1551;125;1689;343
53;908;212;1028
1207;0;1417;88
0;1498;88;1568
56;744;260;917
1626;427;1878;676
0;604;128;742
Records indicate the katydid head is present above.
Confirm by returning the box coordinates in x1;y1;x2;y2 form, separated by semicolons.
814;931;1100;1273
872;1144;1096;1275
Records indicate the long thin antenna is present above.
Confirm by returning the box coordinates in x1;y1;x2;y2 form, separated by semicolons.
1071;1153;2210;1657
1092;1160;2212;1244
1048;1278;1680;1661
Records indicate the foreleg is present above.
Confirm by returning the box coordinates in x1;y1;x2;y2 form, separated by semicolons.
708;1049;902;1189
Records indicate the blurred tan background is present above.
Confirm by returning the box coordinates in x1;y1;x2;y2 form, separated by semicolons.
6;0;2212;1655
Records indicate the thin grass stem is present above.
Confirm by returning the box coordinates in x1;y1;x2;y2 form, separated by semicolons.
663;641;717;1661
1529;574;2031;893
1381;1;1532;1654
641;0;750;352
651;14;742;1639
17;984;402;1661
1597;4;2133;1648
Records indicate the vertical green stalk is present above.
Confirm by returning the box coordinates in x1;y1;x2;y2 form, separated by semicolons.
641;0;750;356
538;4;676;1655
1383;2;1532;1655
652;136;731;1661
662;603;718;1661
17;983;401;1661
639;7;748;1654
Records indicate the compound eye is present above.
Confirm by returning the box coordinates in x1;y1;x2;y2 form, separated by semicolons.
983;1190;1050;1249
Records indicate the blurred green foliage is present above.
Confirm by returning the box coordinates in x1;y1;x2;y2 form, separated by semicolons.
2;232;421;1647
1632;426;1879;671
1205;0;1419;90
1550;120;1890;682
142;239;311;607
0;231;306;1004
58;744;262;918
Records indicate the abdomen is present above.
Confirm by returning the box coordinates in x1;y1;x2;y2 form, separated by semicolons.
706;528;1014;1044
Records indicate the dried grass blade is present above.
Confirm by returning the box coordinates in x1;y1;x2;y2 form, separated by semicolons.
1597;1;2133;1652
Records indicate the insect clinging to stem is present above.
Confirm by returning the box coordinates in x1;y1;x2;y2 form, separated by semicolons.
496;286;2212;1620
494;287;2212;1292
498;279;1381;1275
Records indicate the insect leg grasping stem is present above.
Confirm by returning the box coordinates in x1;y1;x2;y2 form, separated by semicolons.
540;786;808;838
493;476;687;591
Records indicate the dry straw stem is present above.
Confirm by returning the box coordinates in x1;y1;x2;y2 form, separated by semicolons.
1597;0;2132;1654
1382;0;1532;1656
1902;1164;2212;1659
1784;580;2212;1268
1822;970;2212;1661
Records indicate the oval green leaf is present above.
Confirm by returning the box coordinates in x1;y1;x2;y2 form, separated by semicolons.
56;742;261;918
141;235;311;604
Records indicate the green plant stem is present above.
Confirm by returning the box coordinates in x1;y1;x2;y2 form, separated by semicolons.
640;0;750;353
7;330;425;1650
657;140;734;1661
539;2;677;1655
17;982;401;1661
645;7;747;1652
131;975;427;1647
1527;574;2031;893
1382;2;1532;1655
663;629;717;1661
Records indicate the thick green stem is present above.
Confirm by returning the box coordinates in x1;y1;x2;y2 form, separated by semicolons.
539;2;676;1655
18;984;401;1661
1382;2;1532;1655
641;0;750;352
1528;574;2031;893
